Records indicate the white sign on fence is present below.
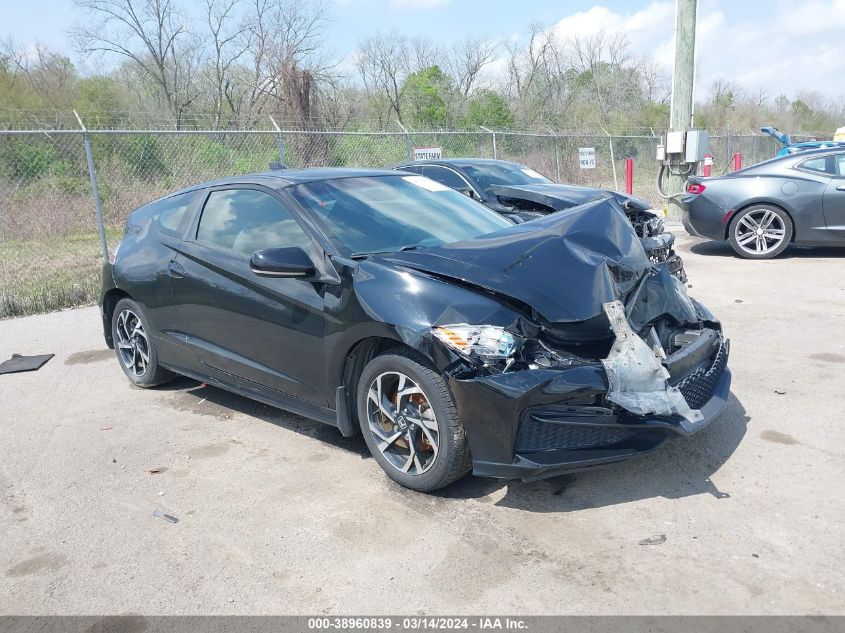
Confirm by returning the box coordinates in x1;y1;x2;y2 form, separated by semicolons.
578;147;596;169
413;146;443;160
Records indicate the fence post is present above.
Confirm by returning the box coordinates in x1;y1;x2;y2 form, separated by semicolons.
397;121;412;161
548;126;561;182
603;128;619;191
480;126;497;159
74;110;109;262
269;115;285;166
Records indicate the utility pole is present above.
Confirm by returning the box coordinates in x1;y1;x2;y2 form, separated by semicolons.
668;0;698;211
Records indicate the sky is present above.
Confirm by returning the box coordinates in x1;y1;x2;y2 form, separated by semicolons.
3;0;845;102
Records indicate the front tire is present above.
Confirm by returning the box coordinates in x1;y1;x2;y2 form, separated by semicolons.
356;351;471;492
111;298;175;387
729;205;792;259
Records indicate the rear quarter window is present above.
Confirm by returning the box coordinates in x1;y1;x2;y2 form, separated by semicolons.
147;191;197;237
797;156;835;175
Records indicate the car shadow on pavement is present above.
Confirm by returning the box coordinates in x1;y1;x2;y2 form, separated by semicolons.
166;377;370;458
165;378;749;512
690;240;845;259
435;393;750;513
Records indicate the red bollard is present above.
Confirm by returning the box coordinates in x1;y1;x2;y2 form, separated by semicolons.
625;158;633;194
703;153;712;177
733;153;742;171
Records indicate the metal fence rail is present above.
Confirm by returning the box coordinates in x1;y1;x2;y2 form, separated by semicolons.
0;126;795;318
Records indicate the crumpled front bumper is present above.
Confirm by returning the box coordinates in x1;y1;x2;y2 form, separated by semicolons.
447;337;731;482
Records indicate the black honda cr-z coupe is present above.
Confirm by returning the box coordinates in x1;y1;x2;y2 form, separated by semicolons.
101;168;731;491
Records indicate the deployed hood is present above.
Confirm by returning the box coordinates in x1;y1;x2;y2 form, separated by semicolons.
490;183;652;212
379;198;650;324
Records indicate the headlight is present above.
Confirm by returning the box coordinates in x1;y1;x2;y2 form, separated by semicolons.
432;324;517;360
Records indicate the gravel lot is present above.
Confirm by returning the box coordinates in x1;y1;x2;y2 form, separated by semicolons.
1;230;844;615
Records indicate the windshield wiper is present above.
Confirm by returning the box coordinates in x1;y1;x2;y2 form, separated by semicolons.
351;245;422;259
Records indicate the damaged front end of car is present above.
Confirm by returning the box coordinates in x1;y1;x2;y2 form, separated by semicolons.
380;198;729;481
491;183;687;283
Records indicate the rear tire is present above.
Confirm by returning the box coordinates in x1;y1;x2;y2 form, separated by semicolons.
728;205;792;259
356;351;471;492
111;298;175;388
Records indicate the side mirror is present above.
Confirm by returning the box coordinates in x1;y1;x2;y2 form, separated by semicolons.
250;247;316;278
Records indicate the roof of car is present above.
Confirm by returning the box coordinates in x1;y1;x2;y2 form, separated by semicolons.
781;144;845;157
394;158;522;168
157;167;404;200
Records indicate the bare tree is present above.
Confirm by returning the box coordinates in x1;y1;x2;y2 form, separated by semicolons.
0;39;76;110
231;0;330;127
71;0;200;128
505;23;553;101
204;0;248;129
640;60;670;104
446;36;498;101
356;30;410;124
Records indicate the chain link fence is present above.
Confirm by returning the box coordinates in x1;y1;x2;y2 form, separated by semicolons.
0;126;810;318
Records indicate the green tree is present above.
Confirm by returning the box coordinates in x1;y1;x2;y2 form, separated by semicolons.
401;66;450;129
74;76;126;127
461;90;513;129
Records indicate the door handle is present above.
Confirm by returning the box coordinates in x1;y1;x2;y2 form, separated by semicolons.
836;185;845;191
168;260;186;278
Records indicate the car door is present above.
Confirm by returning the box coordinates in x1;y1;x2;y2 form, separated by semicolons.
170;185;328;405
823;153;845;236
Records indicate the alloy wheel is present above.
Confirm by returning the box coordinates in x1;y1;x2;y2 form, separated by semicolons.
366;371;439;476
115;309;150;377
734;209;787;256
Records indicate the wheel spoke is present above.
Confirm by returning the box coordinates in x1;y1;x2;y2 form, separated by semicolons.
739;216;758;231
396;385;424;410
400;430;417;473
760;210;775;229
376;430;403;453
737;232;756;246
368;376;396;423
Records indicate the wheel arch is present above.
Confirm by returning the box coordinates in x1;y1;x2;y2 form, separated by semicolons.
101;288;132;348
725;200;797;242
335;336;422;436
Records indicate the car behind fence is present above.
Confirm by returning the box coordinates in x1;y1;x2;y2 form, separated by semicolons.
0;126;804;318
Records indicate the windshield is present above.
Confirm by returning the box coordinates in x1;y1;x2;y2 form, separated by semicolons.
288;175;513;257
461;162;552;198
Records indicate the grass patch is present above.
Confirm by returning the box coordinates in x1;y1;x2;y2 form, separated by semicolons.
0;232;119;318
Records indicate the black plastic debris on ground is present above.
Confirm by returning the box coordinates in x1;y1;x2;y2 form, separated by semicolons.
0;353;55;375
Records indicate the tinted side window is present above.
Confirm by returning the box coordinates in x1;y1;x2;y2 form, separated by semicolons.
836;154;845;177
196;189;311;255
422;166;470;190
798;156;834;175
149;192;195;237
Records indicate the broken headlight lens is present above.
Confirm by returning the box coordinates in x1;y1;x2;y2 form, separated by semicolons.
432;324;517;360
